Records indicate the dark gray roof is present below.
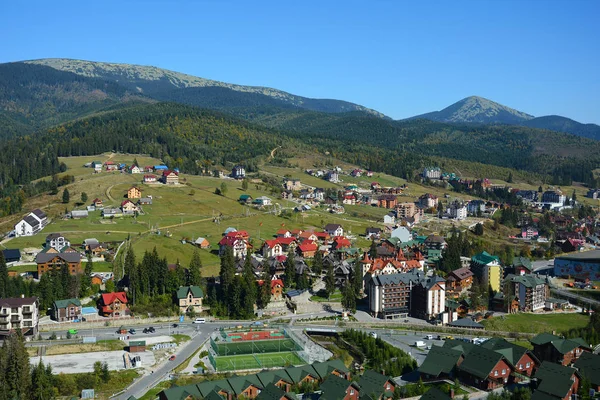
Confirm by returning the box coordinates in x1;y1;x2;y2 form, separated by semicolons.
36;252;81;263
448;318;484;329
2;249;21;260
324;223;342;231
24;215;40;228
46;233;64;240
0;297;38;308
555;249;600;262
32;209;47;219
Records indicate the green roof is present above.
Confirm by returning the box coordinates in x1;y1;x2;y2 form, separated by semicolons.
256;384;290;400
129;340;146;346
160;385;201;400
480;338;530;366
311;359;349;379
176;285;204;299
53;298;81;309
506;274;547;288
471;251;500;265
530;333;560;346
442;339;477;356
420;387;452;400
530;391;560;400
445;299;461;310
530;333;590;354
227;375;263;395
358;370;394;399
204;390;225;400
415;235;428;243
574;352;600;386
239;194;252;200
196;379;232;397
256;370;293;387
534;362;578;398
512;257;532;270
457;346;506;380
285;365;319;383
320;375;356;400
419;345;463;377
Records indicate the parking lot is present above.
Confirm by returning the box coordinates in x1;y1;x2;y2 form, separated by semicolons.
31;350;156;373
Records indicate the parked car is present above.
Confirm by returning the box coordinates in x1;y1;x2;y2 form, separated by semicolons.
369;331;378;339
172;323;178;328
68;329;78;335
425;334;434;340
129;329;136;335
169;355;176;361
193;318;206;324
148;326;155;333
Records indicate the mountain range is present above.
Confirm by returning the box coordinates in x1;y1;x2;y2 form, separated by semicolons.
0;57;599;204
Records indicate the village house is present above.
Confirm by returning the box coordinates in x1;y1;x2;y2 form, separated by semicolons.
36;252;82;277
104;161;118;171
162;170;179;184
532;362;580;400
456;345;513;390
326;171;340;183
14;209;48;237
91;161;103;173
480;338;539;379
377;194;398;209
219;232;250;259
365;227;382;240
573;352;600;392
297;241;318;258
102;207;123;218
324;223;344;237
284;179;302;191
71;210;88;219
270;279;284;300
143;174;157;183
45;233;70;251
138;197;153;205
129;165;142;174
98;292;129;317
357;370;397;400
176;285;204;313
342;194;356;205
419;345;465;381
0;297;39;337
52;298;82;322
121;200;139;214
127;186;142;199
194;237;210;249
231;165;246;179
92;198;104;208
445;267;474;298
2;249;21;263
319;375;360;400
262;240;284;258
530;333;590;366
419;193;438;209
253;196;272;206
257;384;295;400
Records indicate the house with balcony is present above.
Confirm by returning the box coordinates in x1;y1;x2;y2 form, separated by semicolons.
176;285;204;314
52;298;82;322
530;333;590;366
98;292;129;317
0;296;39;337
503;274;549;312
532;362;580;400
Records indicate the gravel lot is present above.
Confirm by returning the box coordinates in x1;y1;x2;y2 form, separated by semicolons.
31;350;156;373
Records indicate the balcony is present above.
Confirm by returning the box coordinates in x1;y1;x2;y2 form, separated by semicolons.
10;316;21;322
22;309;33;315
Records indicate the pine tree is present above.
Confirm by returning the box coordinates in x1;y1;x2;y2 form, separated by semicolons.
4;331;31;400
219;246;235;313
242;255;257;313
507;172;513;183
341;282;356;313
241;179;248;191
62;188;70;203
284;251;295;288
80;254;93;296
312;250;323;275
31;360;55;400
369;240;377;259
188;249;202;286
0;251;10;298
324;263;335;299
257;270;272;309
353;258;363;296
80;192;88;204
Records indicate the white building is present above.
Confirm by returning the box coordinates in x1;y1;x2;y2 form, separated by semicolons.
0;296;39;337
422;167;441;180
14;209;48;237
231;165;246;179
390;226;411;242
253;196;272;206
324;224;344;237
45;233;70;251
448;202;467;220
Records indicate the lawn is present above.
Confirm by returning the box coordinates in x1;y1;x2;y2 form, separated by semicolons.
213;351;305;371
481;313;590;334
310;289;343;302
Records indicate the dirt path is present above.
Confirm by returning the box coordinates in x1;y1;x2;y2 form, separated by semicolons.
269;146;282;160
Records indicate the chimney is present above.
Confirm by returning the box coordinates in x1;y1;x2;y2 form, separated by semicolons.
21;294;24;298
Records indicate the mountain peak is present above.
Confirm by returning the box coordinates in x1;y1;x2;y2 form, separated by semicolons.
412;95;534;124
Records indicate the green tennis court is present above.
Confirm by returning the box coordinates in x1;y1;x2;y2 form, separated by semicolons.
213;338;301;356
214;351;304;371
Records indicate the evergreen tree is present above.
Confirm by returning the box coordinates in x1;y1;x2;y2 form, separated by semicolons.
188;249;202;286
474;223;484;236
229;275;243;318
312;250;323;275
538;185;543;193
241;179;248;191
123;245;138;303
369;240;377;259
4;331;31;400
219;246;235;312
341;282;356;313
31;360;55;400
324;263;335;299
242;255;257;314
80;254;93;296
80;192;88;204
284;251;295;288
507;172;513;183
296;269;309;290
257;270;272;309
220;182;228;197
0;251;9;298
62;188;70;203
353;258;363;296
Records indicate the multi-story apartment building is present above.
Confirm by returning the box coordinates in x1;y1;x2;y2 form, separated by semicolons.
418;193;438;209
470;251;502;292
541;190;566;205
448;201;468;220
367;270;445;321
422;167;441;180
395;202;417;219
504;274;549;312
0;296;39;337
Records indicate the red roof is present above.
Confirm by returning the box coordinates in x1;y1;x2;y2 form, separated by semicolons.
271;279;284;289
121;200;134;206
315;232;330;239
144;174;156;179
101;291;127;306
405;260;421;270
219;236;244;246
163;170;179;176
226;230;249;239
299;242;318;252
104;161;115;165
277;229;290;235
276;237;296;245
263;239;279;249
275;255;287;263
333;236;351;249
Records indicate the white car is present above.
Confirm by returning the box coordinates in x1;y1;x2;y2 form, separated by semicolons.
193;318;206;324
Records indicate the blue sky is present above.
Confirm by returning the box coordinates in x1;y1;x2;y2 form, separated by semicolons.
2;0;599;123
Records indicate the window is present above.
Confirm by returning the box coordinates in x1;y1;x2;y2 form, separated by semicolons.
350;390;355;395
526;362;530;368
502;369;506;375
494;371;498;376
519;364;523;369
